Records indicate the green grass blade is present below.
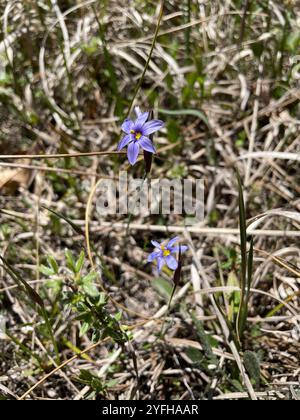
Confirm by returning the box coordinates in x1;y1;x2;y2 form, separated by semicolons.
0;256;60;364
240;236;254;335
236;170;248;342
42;205;84;235
158;108;210;129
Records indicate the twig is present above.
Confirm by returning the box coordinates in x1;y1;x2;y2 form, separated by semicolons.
94;222;300;237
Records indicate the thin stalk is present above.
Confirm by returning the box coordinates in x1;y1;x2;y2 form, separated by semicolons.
236;170;253;345
0;151;125;160
125;1;165;117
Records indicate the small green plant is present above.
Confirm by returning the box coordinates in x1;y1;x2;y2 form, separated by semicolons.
41;250;128;345
75;369;118;399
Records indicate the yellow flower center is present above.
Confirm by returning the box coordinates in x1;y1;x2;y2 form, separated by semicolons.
161;245;170;257
130;130;142;140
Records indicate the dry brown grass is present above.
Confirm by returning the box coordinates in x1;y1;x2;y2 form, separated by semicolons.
0;0;299;400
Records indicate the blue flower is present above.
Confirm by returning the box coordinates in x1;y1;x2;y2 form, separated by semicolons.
147;236;188;272
118;107;164;165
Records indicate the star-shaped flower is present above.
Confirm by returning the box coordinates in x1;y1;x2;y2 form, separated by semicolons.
147;236;188;272
118;107;164;165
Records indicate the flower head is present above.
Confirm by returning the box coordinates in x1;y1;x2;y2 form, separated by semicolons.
147;236;188;272
118;107;164;165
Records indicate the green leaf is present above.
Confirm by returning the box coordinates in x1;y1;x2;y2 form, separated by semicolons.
82;282;99;297
45;279;63;295
75;251;85;274
79;322;90;337
98;293;107;305
152;278;172;301
114;311;122;322
47;255;59;275
244;351;261;388
232;379;244;392
82;272;98;283
227;270;239;289
39;265;55;276
185;347;204;364
106;379;118;388
92;330;101;343
191;313;217;363
65;249;76;273
285;31;300;52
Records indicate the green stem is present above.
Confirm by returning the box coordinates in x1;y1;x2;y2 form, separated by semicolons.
125;171;147;238
158;283;177;338
125;1;165;117
40;307;61;365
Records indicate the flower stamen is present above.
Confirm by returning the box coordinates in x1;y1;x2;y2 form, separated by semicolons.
130;129;142;141
161;244;170;257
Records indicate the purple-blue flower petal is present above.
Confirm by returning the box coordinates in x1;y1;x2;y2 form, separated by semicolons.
134;111;149;128
127;142;140;165
171;245;188;253
117;134;134;151
148;251;162;262
151;240;161;249
166;236;180;249
142;119;164;136
134;106;142;117
139;136;156;153
165;255;178;270
121;119;134;134
157;256;165;272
